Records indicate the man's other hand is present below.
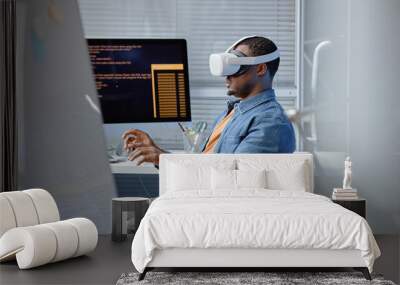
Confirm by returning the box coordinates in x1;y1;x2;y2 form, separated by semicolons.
127;145;164;166
121;129;166;165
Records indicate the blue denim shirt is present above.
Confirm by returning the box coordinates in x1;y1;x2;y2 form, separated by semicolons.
201;89;296;153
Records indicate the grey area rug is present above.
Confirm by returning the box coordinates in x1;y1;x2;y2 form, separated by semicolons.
116;272;396;285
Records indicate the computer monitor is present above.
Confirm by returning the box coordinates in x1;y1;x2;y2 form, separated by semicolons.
87;39;191;123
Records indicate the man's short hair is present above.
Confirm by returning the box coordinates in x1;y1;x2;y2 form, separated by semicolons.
235;36;280;79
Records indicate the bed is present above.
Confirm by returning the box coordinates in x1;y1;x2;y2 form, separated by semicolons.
131;153;380;280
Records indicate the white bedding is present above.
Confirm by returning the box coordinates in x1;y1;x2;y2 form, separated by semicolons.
131;190;380;273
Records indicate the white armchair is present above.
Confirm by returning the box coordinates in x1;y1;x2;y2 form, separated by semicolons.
0;189;98;269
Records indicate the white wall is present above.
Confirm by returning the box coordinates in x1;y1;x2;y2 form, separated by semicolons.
16;0;116;233
302;0;400;234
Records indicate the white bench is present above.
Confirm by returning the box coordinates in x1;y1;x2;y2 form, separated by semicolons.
0;189;98;269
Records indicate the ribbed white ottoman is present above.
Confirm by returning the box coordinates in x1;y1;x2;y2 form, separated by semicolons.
0;189;98;269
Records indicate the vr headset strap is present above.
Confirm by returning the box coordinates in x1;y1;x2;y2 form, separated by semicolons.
225;35;280;64
225;35;258;53
228;49;280;65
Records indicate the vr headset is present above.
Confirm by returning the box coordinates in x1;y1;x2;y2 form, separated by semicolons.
209;35;280;77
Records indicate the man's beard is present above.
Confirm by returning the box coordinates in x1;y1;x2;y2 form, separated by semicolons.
226;82;253;98
227;89;236;96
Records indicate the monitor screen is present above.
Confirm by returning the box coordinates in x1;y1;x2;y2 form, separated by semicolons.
87;39;191;123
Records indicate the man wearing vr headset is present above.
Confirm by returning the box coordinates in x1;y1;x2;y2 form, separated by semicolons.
123;36;295;165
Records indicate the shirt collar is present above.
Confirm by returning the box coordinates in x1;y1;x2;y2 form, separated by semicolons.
226;98;241;113
235;89;276;114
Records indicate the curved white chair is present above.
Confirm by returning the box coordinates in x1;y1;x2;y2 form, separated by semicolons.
0;189;98;269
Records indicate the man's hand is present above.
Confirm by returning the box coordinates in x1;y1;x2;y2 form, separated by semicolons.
127;146;164;166
122;129;156;151
121;129;166;165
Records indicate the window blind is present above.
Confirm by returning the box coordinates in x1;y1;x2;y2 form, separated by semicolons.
78;0;296;88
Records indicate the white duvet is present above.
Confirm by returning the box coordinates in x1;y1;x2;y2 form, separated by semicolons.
131;190;380;273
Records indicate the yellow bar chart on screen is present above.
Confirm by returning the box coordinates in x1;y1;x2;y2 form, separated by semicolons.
151;64;187;119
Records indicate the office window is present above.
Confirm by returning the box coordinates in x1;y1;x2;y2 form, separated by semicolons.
79;0;298;147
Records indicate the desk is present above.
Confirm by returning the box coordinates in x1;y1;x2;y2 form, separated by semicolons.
110;150;186;174
109;151;186;197
110;160;158;174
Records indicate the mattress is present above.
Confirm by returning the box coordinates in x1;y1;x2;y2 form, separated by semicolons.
131;190;380;273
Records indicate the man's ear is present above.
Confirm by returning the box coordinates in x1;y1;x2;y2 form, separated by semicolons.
256;63;267;77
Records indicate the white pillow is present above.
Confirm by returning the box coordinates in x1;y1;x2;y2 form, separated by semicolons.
211;168;236;190
266;161;308;191
237;159;309;192
211;168;267;191
167;161;235;192
237;169;267;189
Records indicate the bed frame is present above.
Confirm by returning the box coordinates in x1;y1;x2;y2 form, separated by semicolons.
139;248;371;280
138;154;372;281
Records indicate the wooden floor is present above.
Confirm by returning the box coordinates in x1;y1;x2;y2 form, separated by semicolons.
0;235;398;285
